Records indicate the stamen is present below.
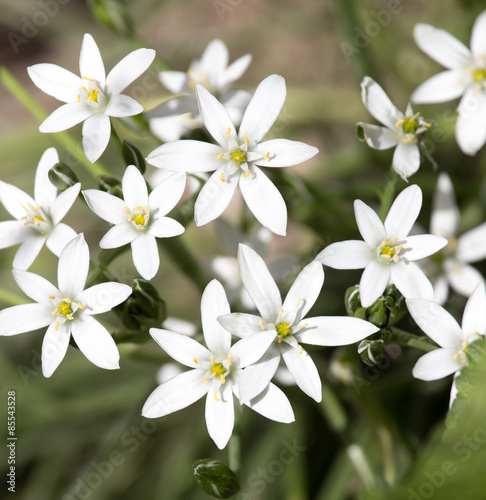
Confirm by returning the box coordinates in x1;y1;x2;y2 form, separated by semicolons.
82;76;93;82
194;357;198;364
395;119;404;128
52;308;59;316
62;298;72;303
244;137;249;146
66;314;74;321
217;153;224;161
77;95;81;102
202;375;208;384
278;309;284;320
298;345;303;355
77;302;84;309
422;121;432;128
54;321;60;331
259;320;265;330
48;295;56;300
298;323;308;328
262;152;270;161
453;353;460;360
210;356;215;364
404;136;415;143
220;172;225;182
295;298;301;308
226;128;231;139
243;169;250;177
214;391;220;401
228;355;232;365
220;374;226;384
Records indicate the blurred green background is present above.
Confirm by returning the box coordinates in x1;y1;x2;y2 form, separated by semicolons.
1;0;486;498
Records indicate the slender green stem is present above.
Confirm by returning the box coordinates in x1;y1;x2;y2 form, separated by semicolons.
379;169;398;221
0;64;109;177
228;410;241;477
110;122;124;156
389;327;438;351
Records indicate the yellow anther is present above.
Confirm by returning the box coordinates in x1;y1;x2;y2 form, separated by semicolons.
462;341;468;346
453;353;460;360
63;298;72;303
210;356;215;364
66;314;74;321
220;172;225;182
217;153;224;161
422;121;432;128
202;375;208;384
82;76;93;82
226;127;231;139
77;302;84;309
296;298;301;308
48;295;56;300
124;207;131;216
298;345;303;355
77;95;81;102
298;323;308;328
278;309;284;319
54;321;59;331
194;357;198;364
244;137;249;146
228;355;232;365
263;152;270;161
448;237;457;250
220;374;226;384
243;169;250;177
473;68;486;82
395;119;404;128
52;308;59;316
214;391;220;401
404;136;415;143
80;87;87;93
259;320;265;330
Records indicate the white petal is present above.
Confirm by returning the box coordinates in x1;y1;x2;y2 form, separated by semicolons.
83;189;127;224
12;234;46;270
391;261;434;300
430;173;459;238
433;275;450;306
0;181;36;220
316;240;373;269
406;298;462;348
159;71;188;93
411;70;468;104
217;312;265;338
201;280;231;356
205;383;234;449
41;321;71;377
357;122;399;150
359;260;390;307
446;261;485;297
77;282;132;315
131;232;159;280
79;33;105;84
200;39;229;81
392;141;421;180
82;113;111;163
403;235;448;261
462;283;486;337
412;348;462;381
354;199;385;248
194;167;238;226
239;74;286;143
254;139;318;168
457;222;486;263
149;171;186;216
142;369;207;418
105;48;156;95
148;218;184;238
46;223;77;257
384;185;422;239
57;234;89;298
229;330;278;368
150;328;212;368
238;345;281;404
281;261;323;325
239;165;287;236
455;90;486;155
238;243;282;321
71;316;119;370
196;85;237;148
39;102;92;133
27;63;82;103
122;165;149;208
34;147;59;210
12;269;60;306
471;10;486;57
219;53;252;89
413;23;473;70
0;221;27;249
360;76;402;129
0;304;52;336
296;316;378;346
105;94;143;117
280;343;322;402
146;140;222;173
245;383;294;423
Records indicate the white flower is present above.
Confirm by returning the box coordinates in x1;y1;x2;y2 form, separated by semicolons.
146;74;319;236
27;33;155;163
406;283;486;385
421;173;486;304
83;165;185;281
217;244;379;404
412;12;486;155
316;185;447;308
0;147;80;270
148;39;252;142
357;77;433;180
0;234;132;377
142;279;294;450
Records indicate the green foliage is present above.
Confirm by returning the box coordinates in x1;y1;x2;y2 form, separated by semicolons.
193;459;240;499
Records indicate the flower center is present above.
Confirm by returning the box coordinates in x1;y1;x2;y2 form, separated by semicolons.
20;202;50;234
377;238;403;264
49;296;85;331
187;68;210;91
402;117;418;135
230;149;246;164
58;300;73;317
453;333;480;365
125;206;150;230
77;77;105;109
473;68;486;83
276;321;291;338
210;362;227;378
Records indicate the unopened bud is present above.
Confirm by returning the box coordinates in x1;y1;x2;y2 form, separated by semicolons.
48;163;79;191
122;141;146;174
193;459;240;499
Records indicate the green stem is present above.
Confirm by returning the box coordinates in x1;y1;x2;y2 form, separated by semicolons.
378;169;398;221
110;122;124;156
0;64;108;177
389;327;438;351
228;410;241;477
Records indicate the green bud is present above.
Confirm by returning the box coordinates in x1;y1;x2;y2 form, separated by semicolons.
355;123;365;142
48;163;79;191
357;339;384;366
98;175;123;199
193;459;240;499
87;0;134;36
122;140;146;174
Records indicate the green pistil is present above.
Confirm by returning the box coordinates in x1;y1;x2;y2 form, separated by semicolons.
474;68;486;82
380;245;395;259
402;117;418;134
59;301;73;317
230;149;246;164
210;362;227;377
276;322;291;338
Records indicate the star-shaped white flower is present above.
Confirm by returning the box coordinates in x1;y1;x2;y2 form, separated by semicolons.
0;234;132;377
146;74;319;236
421;173;486;304
412;11;486;155
0;147;80;270
83;165;185;281
357;77;433;180
148;39;252;142
27;33;155;163
217;244;379;404
316;185;448;308
142;279;294;450
407;283;486;385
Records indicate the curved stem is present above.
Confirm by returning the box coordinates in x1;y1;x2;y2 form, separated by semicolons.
379;169;398;221
388;327;437;351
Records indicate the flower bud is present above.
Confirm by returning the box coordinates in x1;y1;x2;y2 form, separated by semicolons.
87;0;134;37
122;141;146;174
48;163;79;191
357;339;384;366
98;175;123;199
193;459;240;499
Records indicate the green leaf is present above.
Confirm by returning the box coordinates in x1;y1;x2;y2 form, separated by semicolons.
193;459;240;499
122;140;146;174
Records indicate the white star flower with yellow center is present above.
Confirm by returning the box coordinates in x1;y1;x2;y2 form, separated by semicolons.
142;280;294;450
357;77;433;180
316;185;448;308
0;147;80;270
83;165;185;281
27;33;155;163
412;11;486;155
0;234;132;377
217;244;379;405
146;74;319;236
